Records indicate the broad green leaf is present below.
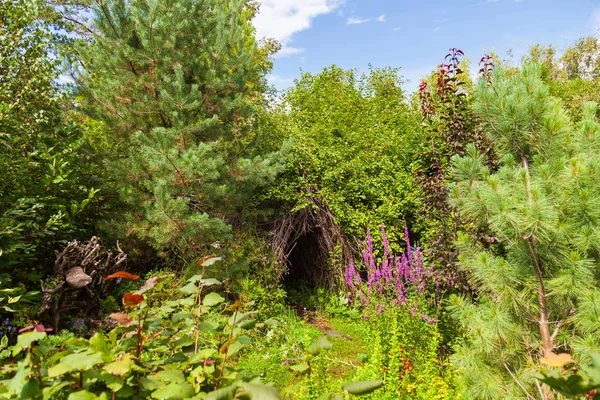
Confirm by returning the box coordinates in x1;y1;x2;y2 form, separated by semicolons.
139;377;160;391
7;357;29;396
174;336;194;349
203;292;225;307
197;322;218;331
227;342;246;358
172;312;194;323
239;320;257;329
342;380;384;395
180;282;198;295
151;369;185;384
67;390;98;399
99;374;124;391
42;381;73;399
13;331;46;355
201;278;222;286
179;297;195;306
306;337;332;355
198;348;218;359
103;357;134;376
116;385;134;398
48;352;105;377
289;363;310;374
151;382;194;399
89;333;110;354
236;383;280;400
205;385;238;400
188;276;222;287
237;335;252;345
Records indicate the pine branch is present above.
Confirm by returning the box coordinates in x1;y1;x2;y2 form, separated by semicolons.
550;308;573;342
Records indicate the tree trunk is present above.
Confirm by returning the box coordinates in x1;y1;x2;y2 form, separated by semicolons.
521;156;553;357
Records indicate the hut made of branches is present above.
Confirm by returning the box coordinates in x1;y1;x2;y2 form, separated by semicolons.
270;197;354;288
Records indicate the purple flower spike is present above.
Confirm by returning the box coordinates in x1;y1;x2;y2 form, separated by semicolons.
343;226;440;322
345;262;357;289
420;314;436;323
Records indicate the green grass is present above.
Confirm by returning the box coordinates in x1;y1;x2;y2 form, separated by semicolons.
235;300;374;398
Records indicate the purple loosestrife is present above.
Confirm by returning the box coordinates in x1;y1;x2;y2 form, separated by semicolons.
343;225;446;323
345;262;357;289
420;314;436;323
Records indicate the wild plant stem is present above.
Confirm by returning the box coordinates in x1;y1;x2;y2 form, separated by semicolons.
194;266;206;354
136;307;143;359
217;308;238;387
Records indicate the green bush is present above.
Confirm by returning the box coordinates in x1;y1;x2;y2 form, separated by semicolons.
0;0;105;285
353;306;457;399
265;66;431;250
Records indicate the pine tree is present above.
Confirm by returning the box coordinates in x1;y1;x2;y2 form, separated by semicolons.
69;0;280;256
449;63;600;398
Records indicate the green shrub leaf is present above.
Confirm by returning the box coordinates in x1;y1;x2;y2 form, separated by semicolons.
306;337;332;355
342;380;384;395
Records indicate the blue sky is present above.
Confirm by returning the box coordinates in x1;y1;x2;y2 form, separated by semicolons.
253;0;600;93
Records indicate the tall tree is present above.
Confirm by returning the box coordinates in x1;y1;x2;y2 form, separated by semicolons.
70;0;280;257
416;49;495;288
449;63;600;398
525;37;600;121
0;0;100;284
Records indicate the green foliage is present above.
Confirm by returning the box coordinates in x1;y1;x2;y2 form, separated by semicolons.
266;65;429;249
537;353;600;399
416;49;494;282
0;0;104;284
70;0;281;258
526;37;600;121
351;306;457;399
0;259;283;399
449;63;600;398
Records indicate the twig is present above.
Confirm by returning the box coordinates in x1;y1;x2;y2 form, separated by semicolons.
535;380;547;400
550;308;572;342
503;362;535;400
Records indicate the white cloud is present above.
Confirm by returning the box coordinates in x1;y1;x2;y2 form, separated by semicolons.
433;26;441;32
267;74;295;90
273;46;304;59
393;26;401;31
346;17;371;25
487;0;501;2
377;14;386;22
253;0;342;58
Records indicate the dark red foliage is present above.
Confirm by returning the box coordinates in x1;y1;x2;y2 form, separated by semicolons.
416;48;496;290
106;271;140;280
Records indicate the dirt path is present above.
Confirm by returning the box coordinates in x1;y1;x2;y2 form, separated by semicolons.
292;304;353;341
